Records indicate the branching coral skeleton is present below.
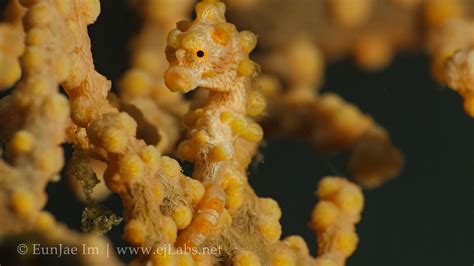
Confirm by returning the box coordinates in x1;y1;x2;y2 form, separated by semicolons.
0;0;472;265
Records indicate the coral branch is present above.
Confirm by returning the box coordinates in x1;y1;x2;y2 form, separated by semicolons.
312;177;364;266
0;0;72;235
0;0;25;90
119;0;193;153
60;2;206;264
1;211;121;265
445;48;474;116
258;38;403;188
423;1;474;116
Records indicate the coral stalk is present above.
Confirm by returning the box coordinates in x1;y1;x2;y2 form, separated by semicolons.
0;0;25;90
0;0;72;235
312;177;364;266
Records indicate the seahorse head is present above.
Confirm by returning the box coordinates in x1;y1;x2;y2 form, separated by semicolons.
164;0;257;93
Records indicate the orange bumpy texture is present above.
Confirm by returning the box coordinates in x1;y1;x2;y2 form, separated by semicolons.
0;0;471;265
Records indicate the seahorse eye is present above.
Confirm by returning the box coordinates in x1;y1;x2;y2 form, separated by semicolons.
196;50;205;58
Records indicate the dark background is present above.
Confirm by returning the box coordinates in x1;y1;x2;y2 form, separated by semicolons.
2;0;472;265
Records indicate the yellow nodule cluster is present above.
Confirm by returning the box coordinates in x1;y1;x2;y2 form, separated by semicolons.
353;34;393;71
177;138;201;161
150;244;176;265
178;253;195;266
312;177;364;266
184;178;206;205
171;205;193;229
237;59;256;76
234;250;261;266
124;219;147;246
0;53;21;89
239;31;257;53
224;113;264;143
329;0;374;28
184;108;205;127
423;0;466;28
445;48;474;117
312;201;339;229
0;0;79;233
246;90;266;117
119;154;145;180
195;0;226;22
254;197;283;243
257;217;282;243
222;173;244;210
10;130;35;153
209;143;234;161
284;235;310;256
120;69;154;97
35;211;56;231
87;113;137;154
82;0;101;24
150;246;197;266
160;216;178;243
313;93;373;150
10;190;35;218
179;108;263;164
0;0;24;89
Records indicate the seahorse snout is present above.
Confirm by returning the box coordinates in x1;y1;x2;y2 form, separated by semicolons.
164;66;197;93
